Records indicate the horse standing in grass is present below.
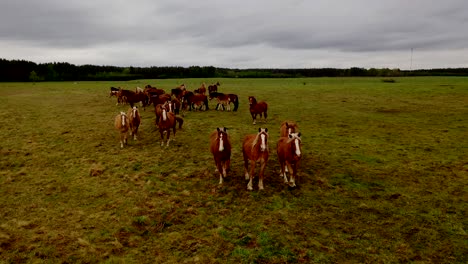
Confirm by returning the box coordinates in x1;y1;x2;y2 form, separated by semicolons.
277;132;302;187
127;106;141;141
208;82;220;93
182;91;209;111
280;121;299;137
242;128;269;191
248;96;268;125
157;103;177;146
209;92;231;111
210;127;231;185
114;112;130;148
227;93;239;112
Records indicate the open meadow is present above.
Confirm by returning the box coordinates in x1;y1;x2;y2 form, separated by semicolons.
0;77;467;263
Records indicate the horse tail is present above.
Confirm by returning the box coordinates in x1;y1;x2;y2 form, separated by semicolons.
233;96;239;112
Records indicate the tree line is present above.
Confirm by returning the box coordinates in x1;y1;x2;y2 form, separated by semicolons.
1;58;467;82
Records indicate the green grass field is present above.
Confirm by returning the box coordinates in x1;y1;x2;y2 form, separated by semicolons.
0;77;467;263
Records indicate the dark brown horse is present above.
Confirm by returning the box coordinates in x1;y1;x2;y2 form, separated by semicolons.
149;93;171;107
277;132;302;187
242;128;269;191
209;92;231;111
280;121;299;137
118;89;149;109
248;96;268;125
171;84;186;99
182;91;209;111
208;82;220;93
210;127;232;185
194;83;207;95
127;106;141;141
227;93;239;112
114;111;130;148
157;103;177;146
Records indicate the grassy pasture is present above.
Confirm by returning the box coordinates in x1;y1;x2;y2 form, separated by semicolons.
0;77;467;263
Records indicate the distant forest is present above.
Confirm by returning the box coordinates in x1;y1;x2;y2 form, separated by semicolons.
1;58;468;82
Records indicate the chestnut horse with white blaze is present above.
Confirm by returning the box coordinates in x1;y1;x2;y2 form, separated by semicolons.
157;103;177;146
127;106;141;140
280;121;299;137
248;96;268;125
277;132;302;187
242;128;269;190
114;112;130;148
210;127;231;184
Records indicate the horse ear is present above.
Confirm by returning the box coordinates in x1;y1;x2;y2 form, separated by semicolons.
224;127;227;132
289;134;293;139
285;122;289;127
217;127;220;132
298;132;301;137
265;128;268;133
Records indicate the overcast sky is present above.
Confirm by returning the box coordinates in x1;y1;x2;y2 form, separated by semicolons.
1;0;467;69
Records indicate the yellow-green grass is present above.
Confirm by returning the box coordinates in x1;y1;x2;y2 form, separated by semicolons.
0;77;466;263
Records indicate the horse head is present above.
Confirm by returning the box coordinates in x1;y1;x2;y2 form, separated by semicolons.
253;128;269;152
216;127;228;152
249;96;257;106
288;132;302;158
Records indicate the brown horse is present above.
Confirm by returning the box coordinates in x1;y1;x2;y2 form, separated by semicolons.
209;92;231;111
118;89;149;109
280;121;299;137
171;84;186;99
194;83;207;95
227;93;239;112
114;112;130;148
210;127;232;185
277;132;302;187
182;91;209;111
242;128;269;191
208;82;220;93
157;103;177;146
149;93;171;107
126;106;141;141
248;96;268;125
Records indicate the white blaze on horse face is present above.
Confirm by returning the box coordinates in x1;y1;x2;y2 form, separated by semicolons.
162;108;167;121
260;134;266;151
294;138;301;156
219;133;224;152
288;127;292;135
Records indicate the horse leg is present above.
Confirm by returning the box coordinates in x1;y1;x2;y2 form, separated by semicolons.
216;159;224;184
119;132;124;148
243;154;250;180
289;162;297;187
259;160;266;190
251;113;256;125
160;130;165;146
279;159;288;183
166;129;171;146
247;160;256;191
264;110;268;122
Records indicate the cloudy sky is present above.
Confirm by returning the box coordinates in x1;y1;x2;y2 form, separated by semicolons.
1;0;467;69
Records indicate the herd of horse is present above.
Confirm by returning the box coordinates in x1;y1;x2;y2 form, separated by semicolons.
113;82;302;190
